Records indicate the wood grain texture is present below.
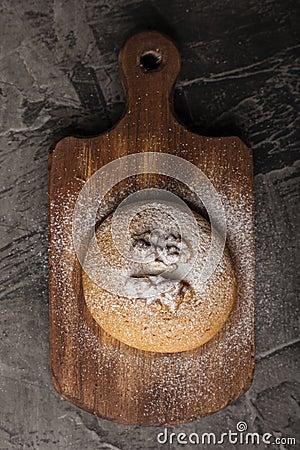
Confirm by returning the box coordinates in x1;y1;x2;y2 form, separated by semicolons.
48;31;254;425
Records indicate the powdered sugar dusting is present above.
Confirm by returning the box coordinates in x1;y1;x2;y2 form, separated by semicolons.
82;201;236;353
49;154;254;423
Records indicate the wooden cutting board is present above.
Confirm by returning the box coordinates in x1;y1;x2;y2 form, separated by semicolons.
48;31;254;425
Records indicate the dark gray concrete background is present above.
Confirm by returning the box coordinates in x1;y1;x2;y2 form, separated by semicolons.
0;0;299;449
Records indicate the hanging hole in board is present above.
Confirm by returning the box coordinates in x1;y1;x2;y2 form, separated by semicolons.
140;49;163;72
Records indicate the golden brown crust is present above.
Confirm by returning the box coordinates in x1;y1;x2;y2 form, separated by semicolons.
82;203;236;353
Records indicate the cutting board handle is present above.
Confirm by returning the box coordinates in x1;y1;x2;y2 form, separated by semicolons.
118;31;181;122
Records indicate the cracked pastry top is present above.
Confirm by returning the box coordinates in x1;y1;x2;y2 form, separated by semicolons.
82;200;236;353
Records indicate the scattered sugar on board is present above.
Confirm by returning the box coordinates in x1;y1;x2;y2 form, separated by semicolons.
49;172;253;419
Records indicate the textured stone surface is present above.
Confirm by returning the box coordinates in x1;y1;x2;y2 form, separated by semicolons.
0;0;299;449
